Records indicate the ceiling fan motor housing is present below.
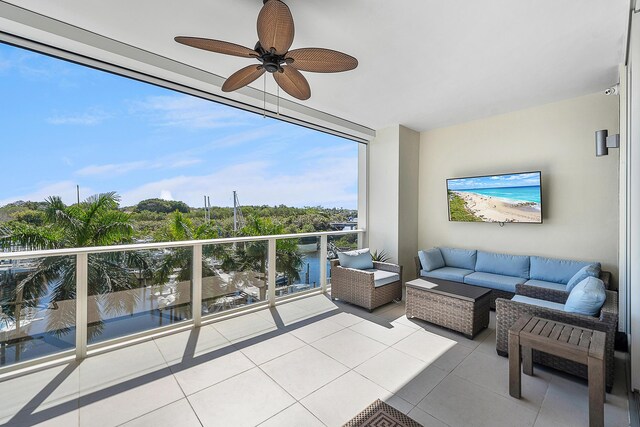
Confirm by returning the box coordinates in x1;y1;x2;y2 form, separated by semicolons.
254;42;288;73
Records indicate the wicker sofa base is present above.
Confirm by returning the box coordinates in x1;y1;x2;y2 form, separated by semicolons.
406;285;490;339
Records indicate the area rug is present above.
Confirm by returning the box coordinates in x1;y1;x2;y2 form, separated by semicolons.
343;399;423;427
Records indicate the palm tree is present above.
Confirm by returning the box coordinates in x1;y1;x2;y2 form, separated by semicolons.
0;192;149;342
237;216;303;287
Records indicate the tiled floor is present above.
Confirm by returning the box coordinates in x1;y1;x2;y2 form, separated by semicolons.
0;294;630;426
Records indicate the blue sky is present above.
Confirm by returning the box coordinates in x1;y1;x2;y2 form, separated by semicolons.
447;172;540;191
0;43;358;209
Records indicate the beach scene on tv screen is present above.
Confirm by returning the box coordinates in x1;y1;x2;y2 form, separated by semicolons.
447;172;542;223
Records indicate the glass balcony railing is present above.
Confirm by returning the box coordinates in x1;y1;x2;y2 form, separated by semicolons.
0;256;76;365
0;229;363;370
201;241;269;315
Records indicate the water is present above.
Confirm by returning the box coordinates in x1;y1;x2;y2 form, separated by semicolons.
455;185;541;203
296;250;330;286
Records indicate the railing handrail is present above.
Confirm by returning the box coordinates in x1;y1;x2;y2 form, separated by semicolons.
0;229;365;260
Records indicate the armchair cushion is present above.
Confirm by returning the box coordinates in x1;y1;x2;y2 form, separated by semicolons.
463;272;525;292
337;248;373;270
422;266;474;282
418;248;445;272
529;256;600;284
438;247;477;270
511;295;566;311
564;277;606;316
363;269;400;287
566;264;601;293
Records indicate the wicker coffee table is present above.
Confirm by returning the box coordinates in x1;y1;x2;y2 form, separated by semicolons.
406;278;491;338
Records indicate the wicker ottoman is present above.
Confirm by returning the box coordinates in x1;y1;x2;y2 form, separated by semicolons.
406;278;491;339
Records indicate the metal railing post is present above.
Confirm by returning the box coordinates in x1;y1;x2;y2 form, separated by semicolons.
192;244;202;327
75;253;88;360
320;235;328;293
268;238;276;307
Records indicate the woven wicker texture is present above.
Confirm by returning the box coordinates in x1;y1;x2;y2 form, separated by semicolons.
406;284;490;338
274;67;311;100
174;37;256;57
343;399;423;427
222;65;265;92
257;0;294;55
288;48;358;73
496;290;618;390
331;260;402;311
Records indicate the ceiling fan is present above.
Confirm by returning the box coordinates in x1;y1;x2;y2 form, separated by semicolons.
174;0;358;101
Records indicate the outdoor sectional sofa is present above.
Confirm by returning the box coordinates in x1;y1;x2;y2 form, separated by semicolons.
415;247;611;309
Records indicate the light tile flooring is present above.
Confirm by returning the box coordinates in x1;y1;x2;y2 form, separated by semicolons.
0;294;630;427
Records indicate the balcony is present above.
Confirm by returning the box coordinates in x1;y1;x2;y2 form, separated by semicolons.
0;230;630;426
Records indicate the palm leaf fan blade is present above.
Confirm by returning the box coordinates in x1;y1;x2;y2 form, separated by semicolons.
273;66;310;100
257;0;294;55
222;65;266;92
287;48;358;73
174;37;257;58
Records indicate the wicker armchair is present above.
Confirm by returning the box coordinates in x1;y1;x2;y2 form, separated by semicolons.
330;259;402;311
496;290;618;391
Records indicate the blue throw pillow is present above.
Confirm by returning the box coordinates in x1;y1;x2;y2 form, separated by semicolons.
418;248;445;272
566;264;601;293
564;277;606;316
438;247;477;270
338;248;374;270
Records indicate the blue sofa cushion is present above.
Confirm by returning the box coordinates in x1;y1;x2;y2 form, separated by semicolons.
422;267;474;282
511;295;566;311
475;250;530;279
418;248;445;272
338;248;373;270
565;277;606;316
529;256;600;285
438;247;477;270
524;279;567;292
463;272;525;293
363;269;400;288
566;264;601;293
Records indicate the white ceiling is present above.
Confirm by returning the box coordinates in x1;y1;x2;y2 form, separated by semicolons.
1;0;630;132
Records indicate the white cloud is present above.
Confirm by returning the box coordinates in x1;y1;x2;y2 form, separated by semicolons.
75;157;203;177
76;161;149;177
131;95;250;130
47;108;111;126
160;190;173;201
120;157;357;209
0;181;94;207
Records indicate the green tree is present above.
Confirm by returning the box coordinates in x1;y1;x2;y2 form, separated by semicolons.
0;192;149;339
135;198;190;214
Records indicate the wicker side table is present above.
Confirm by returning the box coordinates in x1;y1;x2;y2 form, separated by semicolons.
509;315;606;427
405;278;491;339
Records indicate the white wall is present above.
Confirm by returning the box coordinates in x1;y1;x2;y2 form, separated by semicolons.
418;93;620;284
368;125;420;279
368;126;400;261
398;126;420;279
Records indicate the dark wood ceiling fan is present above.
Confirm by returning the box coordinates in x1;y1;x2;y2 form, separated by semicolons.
174;0;358;101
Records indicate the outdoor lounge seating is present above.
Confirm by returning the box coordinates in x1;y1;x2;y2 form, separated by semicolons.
416;247;610;309
495;288;619;391
330;253;402;311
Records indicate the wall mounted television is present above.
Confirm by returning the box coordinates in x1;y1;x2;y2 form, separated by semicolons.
447;171;542;223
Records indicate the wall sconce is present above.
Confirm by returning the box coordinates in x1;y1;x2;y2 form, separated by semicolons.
595;129;620;157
